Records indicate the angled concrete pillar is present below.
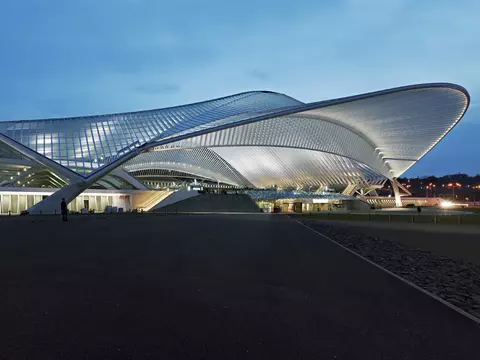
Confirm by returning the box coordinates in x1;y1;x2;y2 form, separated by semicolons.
390;178;403;207
28;180;89;214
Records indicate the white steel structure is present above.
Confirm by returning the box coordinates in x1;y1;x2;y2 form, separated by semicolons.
0;83;469;213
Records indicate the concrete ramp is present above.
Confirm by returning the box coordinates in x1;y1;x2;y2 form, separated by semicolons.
134;190;174;212
150;189;200;211
155;193;260;213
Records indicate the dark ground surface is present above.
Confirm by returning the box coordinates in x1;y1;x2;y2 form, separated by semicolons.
0;214;479;359
300;219;480;265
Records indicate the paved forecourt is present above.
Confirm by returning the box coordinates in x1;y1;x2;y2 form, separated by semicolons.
0;214;478;359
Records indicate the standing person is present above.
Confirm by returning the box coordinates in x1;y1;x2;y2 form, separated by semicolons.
61;198;68;222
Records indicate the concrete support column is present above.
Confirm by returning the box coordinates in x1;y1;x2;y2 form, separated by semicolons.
28;180;90;214
390;178;402;208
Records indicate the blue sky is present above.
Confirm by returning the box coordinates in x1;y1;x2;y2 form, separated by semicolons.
0;0;478;177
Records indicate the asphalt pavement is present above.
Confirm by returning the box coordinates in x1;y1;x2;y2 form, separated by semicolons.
0;214;478;359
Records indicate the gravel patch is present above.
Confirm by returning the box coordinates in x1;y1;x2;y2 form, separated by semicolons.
299;219;480;320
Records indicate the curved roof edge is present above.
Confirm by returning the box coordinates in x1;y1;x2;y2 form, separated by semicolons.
144;82;469;158
306;82;469;109
301;82;470;177
1;82;468;123
1;91;303;122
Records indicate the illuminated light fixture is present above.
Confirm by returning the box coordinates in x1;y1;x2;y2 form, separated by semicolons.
440;201;454;208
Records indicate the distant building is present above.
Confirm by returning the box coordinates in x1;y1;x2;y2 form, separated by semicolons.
0;83;470;213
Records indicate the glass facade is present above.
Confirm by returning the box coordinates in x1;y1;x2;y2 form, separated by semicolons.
0;92;302;177
0;192;117;214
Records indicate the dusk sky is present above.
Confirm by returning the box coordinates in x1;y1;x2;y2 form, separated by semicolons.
0;0;478;177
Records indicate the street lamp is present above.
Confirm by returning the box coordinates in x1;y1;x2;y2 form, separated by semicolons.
426;183;436;198
447;183;461;201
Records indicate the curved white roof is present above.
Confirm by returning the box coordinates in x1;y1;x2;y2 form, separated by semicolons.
0;83;470;189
